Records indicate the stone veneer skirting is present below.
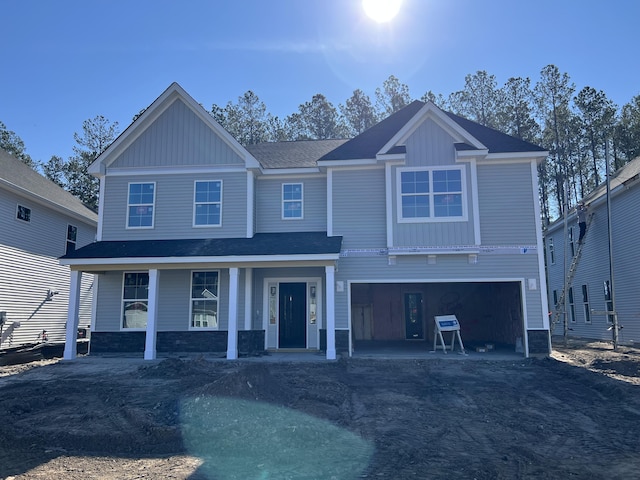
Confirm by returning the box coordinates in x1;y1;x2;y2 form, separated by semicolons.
90;330;266;356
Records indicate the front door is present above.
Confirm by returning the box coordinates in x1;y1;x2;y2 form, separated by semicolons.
404;293;424;340
279;282;307;348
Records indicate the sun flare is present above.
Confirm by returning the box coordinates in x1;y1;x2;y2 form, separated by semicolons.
362;0;403;23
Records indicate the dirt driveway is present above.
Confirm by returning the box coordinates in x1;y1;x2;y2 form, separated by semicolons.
1;339;639;479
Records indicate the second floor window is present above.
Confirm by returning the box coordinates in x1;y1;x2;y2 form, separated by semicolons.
398;167;465;222
17;204;31;222
66;225;77;254
282;183;303;219
194;180;222;226
127;183;155;228
548;237;555;265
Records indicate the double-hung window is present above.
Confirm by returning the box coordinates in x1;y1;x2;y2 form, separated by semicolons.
127;182;155;228
282;183;303;219
66;225;77;254
122;272;149;329
398;167;465;222
194;180;222;227
190;271;219;329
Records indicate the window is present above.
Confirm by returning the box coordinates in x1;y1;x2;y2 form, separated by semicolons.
127;183;155;228
604;280;614;324
282;183;303;219
122;272;149;329
568;287;576;323
398;167;465;221
548;237;555;265
553;290;558;307
569;227;575;257
194;181;222;226
190;271;219;328
582;284;591;324
66;225;77;254
16;204;31;222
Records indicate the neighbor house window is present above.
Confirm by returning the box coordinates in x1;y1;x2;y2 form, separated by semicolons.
569;227;575;257
553;290;558;307
122;272;149;329
604;280;614;324
190;271;219;329
568;287;576;323
397;167;465;221
127;182;155;228
194;180;222;226
16;204;31;222
548;237;555;265
282;183;303;219
582;284;591;324
66;225;77;254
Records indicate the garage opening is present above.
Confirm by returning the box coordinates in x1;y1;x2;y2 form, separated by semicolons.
350;282;523;352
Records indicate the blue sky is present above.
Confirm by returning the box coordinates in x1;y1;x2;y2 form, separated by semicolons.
2;0;639;165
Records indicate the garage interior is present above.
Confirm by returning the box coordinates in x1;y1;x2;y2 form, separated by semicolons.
350;282;524;352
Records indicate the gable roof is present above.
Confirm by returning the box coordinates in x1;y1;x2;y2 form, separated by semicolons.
246;139;348;169
88;82;260;176
0;149;98;225
320;100;546;161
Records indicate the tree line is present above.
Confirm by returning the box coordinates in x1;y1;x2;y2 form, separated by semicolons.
2;66;639;224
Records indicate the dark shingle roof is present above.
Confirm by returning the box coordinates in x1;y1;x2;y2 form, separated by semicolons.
61;232;343;260
0;149;98;223
246;139;348;169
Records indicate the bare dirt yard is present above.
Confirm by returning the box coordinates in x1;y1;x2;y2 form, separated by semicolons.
1;339;639;480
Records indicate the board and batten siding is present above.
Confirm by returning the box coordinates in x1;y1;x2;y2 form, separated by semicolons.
101;172;247;240
0;244;93;348
404;118;457;168
111;99;244;169
477;163;537;245
255;177;327;233
331;168;386;249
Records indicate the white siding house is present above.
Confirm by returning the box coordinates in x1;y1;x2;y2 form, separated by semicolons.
0;149;97;355
60;83;550;360
545;156;640;344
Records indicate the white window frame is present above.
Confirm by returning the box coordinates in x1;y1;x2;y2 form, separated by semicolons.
66;224;78;254
193;180;223;227
396;166;467;223
568;286;576;323
282;183;304;220
126;182;156;229
189;270;220;330
16;204;31;223
582;284;591;324
121;271;149;330
548;237;555;265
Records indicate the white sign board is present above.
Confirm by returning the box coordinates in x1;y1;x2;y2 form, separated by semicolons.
432;315;466;355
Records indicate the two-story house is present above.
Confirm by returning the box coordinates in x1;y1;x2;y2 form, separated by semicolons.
0;148;97;356
545;155;640;343
60;82;550;361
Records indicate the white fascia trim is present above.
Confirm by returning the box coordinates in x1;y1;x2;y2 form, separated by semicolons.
469;158;481;245
60;253;341;267
481;151;549;164
388;247;481;256
317;158;378;167
257;170;324;178
348;277;525;284
531;160;550;331
327;168;333;236
97;176;105;240
0;180;98;227
379;103;486;156
375;153;406;161
246;171;254;238
456;149;489;159
89;83;260;174
385;162;393;248
107;165;248;176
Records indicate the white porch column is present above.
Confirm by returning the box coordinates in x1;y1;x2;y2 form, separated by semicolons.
244;268;253;330
144;269;160;360
63;270;82;360
227;267;239;359
325;265;336;360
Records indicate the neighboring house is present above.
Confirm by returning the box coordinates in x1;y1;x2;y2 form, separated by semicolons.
60;82;550;361
0;149;97;353
545;156;640;343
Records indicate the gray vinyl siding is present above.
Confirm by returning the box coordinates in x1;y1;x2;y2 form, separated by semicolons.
546;181;640;342
101;172;247;240
0;243;93;348
0;188;96;257
478;163;537;245
332;168;387;249
404;118;457;167
95;269;231;332
111;99;244;168
334;253;545;331
255;177;327;233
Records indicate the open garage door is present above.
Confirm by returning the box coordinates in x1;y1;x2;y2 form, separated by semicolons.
351;281;524;352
